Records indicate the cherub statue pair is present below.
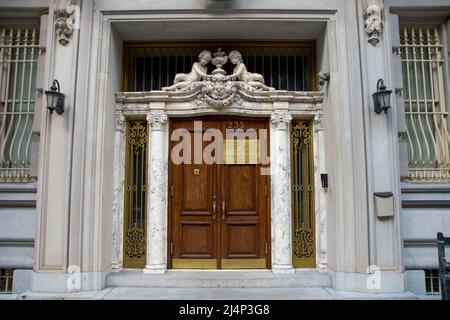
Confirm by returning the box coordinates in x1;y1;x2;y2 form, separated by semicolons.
163;49;273;91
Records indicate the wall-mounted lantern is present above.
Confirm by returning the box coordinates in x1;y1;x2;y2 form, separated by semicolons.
372;78;392;114
321;173;329;190
45;79;65;115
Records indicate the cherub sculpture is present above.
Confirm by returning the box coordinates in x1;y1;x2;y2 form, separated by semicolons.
163;50;211;91
227;50;273;90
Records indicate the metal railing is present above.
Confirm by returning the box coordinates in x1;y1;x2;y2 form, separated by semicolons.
0;27;40;182
400;26;450;182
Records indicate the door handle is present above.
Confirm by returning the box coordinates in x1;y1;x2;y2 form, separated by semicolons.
212;196;217;220
221;201;226;220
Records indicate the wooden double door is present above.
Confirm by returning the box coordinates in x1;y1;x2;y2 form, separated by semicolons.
169;117;270;269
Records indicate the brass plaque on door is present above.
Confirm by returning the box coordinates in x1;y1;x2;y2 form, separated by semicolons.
223;139;260;165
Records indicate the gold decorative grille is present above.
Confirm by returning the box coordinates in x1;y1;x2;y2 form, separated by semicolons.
123;120;148;268
400;26;450;182
291;120;315;268
0;27;41;182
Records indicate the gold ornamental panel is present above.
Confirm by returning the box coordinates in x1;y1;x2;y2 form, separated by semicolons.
291;120;316;268
123;120;148;268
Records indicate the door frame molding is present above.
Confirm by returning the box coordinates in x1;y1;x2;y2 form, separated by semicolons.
113;89;324;273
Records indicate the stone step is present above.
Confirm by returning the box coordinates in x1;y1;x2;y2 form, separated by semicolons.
106;269;332;288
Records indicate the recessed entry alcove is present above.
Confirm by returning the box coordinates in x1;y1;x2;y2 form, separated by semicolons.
108;15;330;274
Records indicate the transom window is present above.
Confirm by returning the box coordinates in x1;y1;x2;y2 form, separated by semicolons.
123;42;316;92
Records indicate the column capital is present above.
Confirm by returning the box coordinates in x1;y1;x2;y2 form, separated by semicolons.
313;114;324;132
147;112;168;131
115;113;125;133
271;112;292;130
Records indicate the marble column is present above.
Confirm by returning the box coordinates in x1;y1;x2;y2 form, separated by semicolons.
111;112;125;272
143;112;169;274
313;114;328;272
270;112;295;273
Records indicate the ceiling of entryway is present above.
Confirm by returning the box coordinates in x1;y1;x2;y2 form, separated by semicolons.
112;19;327;40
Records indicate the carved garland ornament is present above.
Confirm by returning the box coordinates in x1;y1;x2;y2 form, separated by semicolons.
54;0;77;46
364;4;383;46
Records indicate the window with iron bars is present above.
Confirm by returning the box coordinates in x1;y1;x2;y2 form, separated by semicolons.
123;42;316;92
425;269;442;296
0;268;13;294
399;25;450;182
0;26;41;182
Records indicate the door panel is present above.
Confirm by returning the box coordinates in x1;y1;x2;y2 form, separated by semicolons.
181;222;214;256
171;119;218;265
181;164;214;214
169;117;270;269
220;119;268;266
227;222;258;255
227;166;257;212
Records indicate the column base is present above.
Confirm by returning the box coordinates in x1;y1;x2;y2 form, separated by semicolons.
111;264;122;273
272;264;295;274
143;264;167;274
317;262;328;273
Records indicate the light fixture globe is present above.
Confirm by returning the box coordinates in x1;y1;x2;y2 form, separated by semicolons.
45;79;65;115
373;78;392;114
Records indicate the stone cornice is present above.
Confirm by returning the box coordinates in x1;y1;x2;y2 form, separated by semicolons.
115;88;324;105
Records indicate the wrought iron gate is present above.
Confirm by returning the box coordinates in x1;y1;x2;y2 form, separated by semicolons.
123;120;148;268
291;120;315;268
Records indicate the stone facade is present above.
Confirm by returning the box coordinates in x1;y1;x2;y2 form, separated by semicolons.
0;0;449;298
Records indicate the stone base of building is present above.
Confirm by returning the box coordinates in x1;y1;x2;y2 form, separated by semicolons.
23;267;411;296
29;267;111;293
329;268;406;293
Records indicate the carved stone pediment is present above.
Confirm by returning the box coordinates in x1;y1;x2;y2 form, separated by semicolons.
168;76;278;108
161;48;275;108
196;74;238;108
